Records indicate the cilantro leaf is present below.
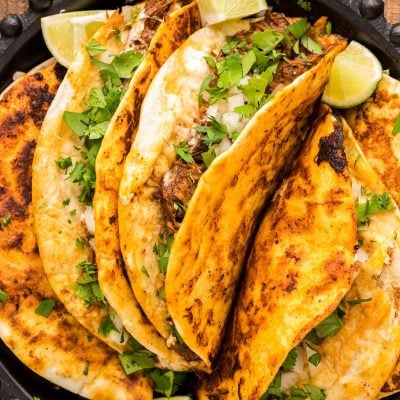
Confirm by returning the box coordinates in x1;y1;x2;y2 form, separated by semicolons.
195;116;229;147
98;314;119;336
35;299;56;318
86;87;107;108
234;104;256;117
305;384;326;400
326;21;332;35
199;74;213;105
297;0;312;11
252;29;284;53
153;234;174;273
347;297;372;306
201;148;217;168
301;35;323;55
264;372;282;398
239;69;274;108
170;324;185;345
63;111;90;137
141;266;150;277
308;350;322;366
282;347;298;371
56;157;72;171
393;112;400;136
119;349;155;374
314;309;344;339
0;289;8;303
242;49;256;76
174;143;195;164
1;214;11;229
149;370;186;397
290;388;308;399
356;192;395;228
86;39;106;57
111;50;143;79
217;53;243;89
288;18;311;39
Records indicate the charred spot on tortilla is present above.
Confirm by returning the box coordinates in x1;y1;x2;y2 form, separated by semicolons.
316;126;347;173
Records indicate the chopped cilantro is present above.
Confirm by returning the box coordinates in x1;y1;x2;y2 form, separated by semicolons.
288;18;311;39
86;39;106;57
70;209;77;217
305;384;326;400
56;156;72;171
308;350;322;366
71;261;105;307
194;116;229;147
290;388;307;398
393;112;400;136
1;214;11;229
156;288;166;301
199;74;213;105
62;198;71;206
281;347;298;371
251;30;284;53
297;0;312;11
234;104;256;117
264;372;282;397
217;53;243;89
153;233;174;274
300;35;323;55
356;192;395;229
0;289;8;303
119;349;155;374
111;50;143;79
174;142;195;164
313;309;344;339
149;370;186;397
141;266;150;277
173;202;187;213
201;148;217;168
75;237;85;249
98;314;119;336
114;28;122;43
83;362;89;376
35;299;56;318
326;21;332;35
170;324;185;345
347;297;372;306
242;49;256;76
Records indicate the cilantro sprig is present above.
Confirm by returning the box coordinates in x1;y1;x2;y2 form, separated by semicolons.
153;233;174;274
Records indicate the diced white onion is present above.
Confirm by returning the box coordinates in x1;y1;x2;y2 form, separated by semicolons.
13;71;25;81
215;136;232;156
83;207;95;236
351;181;361;199
222;112;241;132
355;247;369;263
206;103;220;118
227;93;245;112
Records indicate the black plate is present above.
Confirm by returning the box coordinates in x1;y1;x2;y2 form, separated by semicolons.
0;0;400;399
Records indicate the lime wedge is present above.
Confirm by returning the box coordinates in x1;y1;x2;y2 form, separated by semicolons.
197;0;268;26
41;10;111;68
322;41;382;109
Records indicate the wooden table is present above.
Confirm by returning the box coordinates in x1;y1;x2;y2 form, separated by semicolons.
0;0;399;23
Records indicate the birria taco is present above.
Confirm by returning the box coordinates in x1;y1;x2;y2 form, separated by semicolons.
199;104;400;400
33;0;200;359
0;61;151;400
118;10;346;368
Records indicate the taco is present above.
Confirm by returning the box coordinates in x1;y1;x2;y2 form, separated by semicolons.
344;74;400;398
33;1;199;355
199;105;400;400
0;60;151;400
93;1;202;371
118;11;347;367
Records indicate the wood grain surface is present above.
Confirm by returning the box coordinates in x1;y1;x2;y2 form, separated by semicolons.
0;1;398;23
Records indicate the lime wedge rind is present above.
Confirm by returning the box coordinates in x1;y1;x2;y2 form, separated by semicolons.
322;41;383;109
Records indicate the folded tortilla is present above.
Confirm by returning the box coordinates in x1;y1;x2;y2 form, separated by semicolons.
273;118;400;400
345;74;400;398
198;104;358;399
33;9;136;352
0;61;151;400
93;1;202;371
118;12;347;368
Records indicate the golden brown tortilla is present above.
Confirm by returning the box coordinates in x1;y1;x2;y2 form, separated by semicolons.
32;10;134;352
164;36;347;366
198;104;357;399
0;61;151;400
94;1;203;371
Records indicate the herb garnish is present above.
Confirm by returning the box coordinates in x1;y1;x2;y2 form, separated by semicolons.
153;233;174;274
347;297;372;306
356;192;395;229
174;142;195;164
1;214;11;229
0;289;8;303
35;299;56;318
393;112;400;136
98;313;119;337
86;39;106;56
281;347;298;371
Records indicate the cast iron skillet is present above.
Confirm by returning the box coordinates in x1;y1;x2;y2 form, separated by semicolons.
0;0;400;399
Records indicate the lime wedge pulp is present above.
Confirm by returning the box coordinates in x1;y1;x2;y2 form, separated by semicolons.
197;0;268;26
41;10;111;68
322;41;383;109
